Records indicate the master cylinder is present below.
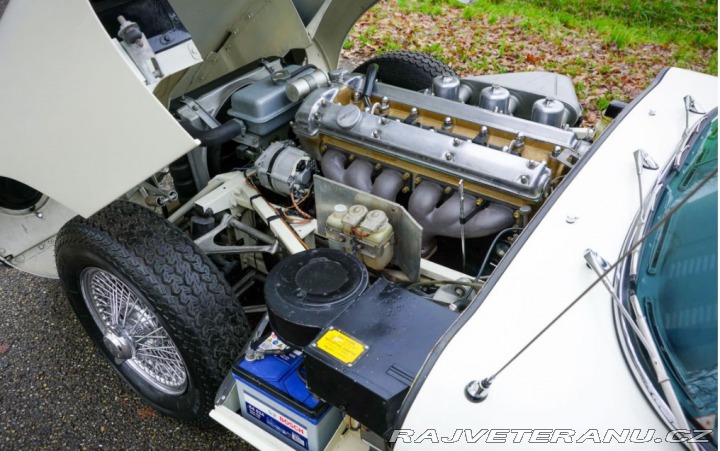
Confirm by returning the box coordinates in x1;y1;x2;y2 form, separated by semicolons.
325;204;394;270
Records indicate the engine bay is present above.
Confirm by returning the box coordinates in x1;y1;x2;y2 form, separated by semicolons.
175;60;591;277
170;58;596;447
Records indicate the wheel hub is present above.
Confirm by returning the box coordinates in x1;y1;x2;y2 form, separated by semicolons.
103;327;134;362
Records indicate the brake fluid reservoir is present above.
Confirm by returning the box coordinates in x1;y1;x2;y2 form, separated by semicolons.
358;209;394;270
325;204;347;238
341;204;368;234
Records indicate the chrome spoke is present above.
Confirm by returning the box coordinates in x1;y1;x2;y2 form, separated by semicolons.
80;268;188;395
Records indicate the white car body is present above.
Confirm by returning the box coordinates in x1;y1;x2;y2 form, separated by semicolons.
0;1;716;449
399;68;718;449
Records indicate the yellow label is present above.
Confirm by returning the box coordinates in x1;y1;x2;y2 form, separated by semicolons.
316;329;366;365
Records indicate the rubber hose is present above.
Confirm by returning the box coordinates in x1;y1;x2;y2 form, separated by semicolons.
363;63;379;98
179;119;245;148
288;64;317;78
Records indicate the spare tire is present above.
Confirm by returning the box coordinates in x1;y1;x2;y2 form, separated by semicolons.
354;50;458;91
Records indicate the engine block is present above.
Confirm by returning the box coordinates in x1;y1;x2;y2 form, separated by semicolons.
292;78;584;208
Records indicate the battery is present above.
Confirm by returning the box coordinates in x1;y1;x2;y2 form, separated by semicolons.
233;334;342;451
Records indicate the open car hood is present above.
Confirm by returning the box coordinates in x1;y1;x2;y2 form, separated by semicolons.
163;0;378;97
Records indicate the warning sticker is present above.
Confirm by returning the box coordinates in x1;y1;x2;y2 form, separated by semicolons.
316;329;366;365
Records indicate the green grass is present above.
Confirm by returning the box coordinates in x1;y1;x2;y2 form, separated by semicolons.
384;0;717;75
453;0;717;51
345;0;716;119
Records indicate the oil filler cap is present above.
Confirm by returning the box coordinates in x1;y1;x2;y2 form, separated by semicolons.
265;248;368;348
336;105;362;129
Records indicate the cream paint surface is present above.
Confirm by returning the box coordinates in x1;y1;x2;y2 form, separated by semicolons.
400;68;718;449
0;0;198;217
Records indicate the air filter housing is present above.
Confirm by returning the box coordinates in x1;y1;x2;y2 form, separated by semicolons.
264;248;368;348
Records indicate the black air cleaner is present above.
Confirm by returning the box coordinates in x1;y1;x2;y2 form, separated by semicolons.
264;248;368;348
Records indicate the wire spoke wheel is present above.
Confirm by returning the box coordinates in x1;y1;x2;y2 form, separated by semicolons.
56;201;250;424
81;268;188;395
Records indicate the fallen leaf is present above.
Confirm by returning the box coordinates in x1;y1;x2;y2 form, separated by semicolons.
0;343;10;356
137;407;159;419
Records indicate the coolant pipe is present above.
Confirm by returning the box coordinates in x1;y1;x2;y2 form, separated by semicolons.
179;118;245;148
409;182;515;248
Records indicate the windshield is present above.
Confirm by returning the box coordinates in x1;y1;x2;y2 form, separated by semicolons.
632;113;718;440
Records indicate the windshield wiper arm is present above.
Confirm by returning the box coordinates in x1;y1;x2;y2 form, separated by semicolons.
684;95;706;132
584;250;651;349
585;250;696;445
628;293;699;450
628;149;660;282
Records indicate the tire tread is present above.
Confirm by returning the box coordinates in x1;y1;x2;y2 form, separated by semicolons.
56;201;249;425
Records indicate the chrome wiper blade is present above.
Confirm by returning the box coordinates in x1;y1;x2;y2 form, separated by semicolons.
676;112;709;169
586;249;696;445
628;293;699;450
629;183;664;281
634;149;660;223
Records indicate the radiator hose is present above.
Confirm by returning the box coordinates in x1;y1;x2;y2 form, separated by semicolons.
179;118;246;148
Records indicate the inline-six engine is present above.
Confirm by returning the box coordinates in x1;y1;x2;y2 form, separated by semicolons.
285;69;588;248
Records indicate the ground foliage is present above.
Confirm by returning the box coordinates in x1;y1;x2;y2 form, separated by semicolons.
342;0;718;125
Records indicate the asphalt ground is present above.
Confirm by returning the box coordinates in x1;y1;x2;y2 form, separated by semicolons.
0;264;253;450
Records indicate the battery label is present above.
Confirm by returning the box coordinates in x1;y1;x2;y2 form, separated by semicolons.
315;329;366;365
256;333;302;363
245;393;309;449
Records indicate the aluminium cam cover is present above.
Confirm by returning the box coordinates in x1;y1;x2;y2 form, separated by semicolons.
293;85;553;202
